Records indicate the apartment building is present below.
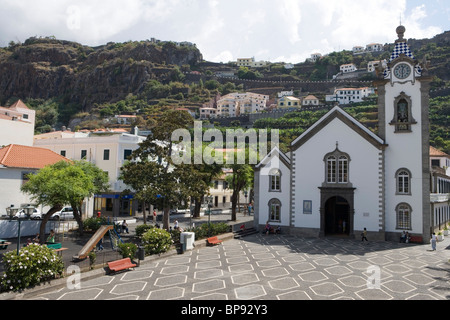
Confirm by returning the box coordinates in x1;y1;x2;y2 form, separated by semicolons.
217;92;269;117
340;63;357;74
326;87;375;105
34;130;146;218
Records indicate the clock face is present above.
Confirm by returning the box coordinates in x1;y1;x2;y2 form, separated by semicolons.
394;63;411;79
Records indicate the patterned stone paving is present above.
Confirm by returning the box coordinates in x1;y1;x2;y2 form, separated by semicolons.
26;234;450;300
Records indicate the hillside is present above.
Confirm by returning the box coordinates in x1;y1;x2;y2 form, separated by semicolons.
0;37;202;109
0;31;449;142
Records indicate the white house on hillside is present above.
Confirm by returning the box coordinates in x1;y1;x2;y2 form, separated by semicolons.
0;100;36;147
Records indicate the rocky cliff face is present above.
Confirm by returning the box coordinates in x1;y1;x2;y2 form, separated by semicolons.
0;38;203;110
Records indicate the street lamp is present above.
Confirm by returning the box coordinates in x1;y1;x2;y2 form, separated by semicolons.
7;205;34;254
207;195;213;225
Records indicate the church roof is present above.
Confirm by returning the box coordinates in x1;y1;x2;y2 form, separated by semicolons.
291;106;385;151
255;146;291;170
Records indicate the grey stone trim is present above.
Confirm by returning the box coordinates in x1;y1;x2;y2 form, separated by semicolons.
420;78;432;238
253;171;260;230
378;150;386;234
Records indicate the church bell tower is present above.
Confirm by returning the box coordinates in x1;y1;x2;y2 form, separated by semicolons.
376;26;432;241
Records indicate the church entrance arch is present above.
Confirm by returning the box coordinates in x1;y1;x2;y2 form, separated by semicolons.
324;196;350;235
319;187;355;238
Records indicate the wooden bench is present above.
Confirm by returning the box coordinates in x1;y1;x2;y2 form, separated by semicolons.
53;248;68;256
207;236;223;246
107;258;137;273
409;236;423;244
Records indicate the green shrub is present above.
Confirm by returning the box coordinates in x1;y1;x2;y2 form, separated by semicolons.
118;242;138;259
187;222;230;240
135;224;155;238
83;217;108;232
141;228;173;255
1;244;64;292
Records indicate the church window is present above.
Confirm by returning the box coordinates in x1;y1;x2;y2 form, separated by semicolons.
324;146;351;186
327;156;336;183
396;169;411;195
390;92;416;133
270;169;281;192
396;203;412;230
338;156;349;183
396;99;409;131
268;199;281;222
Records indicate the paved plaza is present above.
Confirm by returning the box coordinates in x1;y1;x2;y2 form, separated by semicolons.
16;232;450;301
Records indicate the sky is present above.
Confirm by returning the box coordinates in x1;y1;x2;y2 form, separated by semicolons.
0;0;449;64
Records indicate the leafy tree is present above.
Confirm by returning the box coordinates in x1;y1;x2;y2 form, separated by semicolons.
21;160;109;241
122;110;195;230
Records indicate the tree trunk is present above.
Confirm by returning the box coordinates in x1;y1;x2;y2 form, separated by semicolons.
39;206;62;244
71;201;84;236
142;200;147;225
193;195;203;218
163;207;170;230
231;190;238;221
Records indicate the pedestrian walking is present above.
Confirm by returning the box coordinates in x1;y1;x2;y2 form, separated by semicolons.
431;232;437;251
361;228;368;242
153;209;157;224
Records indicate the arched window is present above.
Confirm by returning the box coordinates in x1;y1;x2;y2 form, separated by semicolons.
396;169;411;195
396;203;412;230
327;156;336;183
324;145;351;186
338;156;349;183
269;169;281;192
390;92;416;133
268;199;281;222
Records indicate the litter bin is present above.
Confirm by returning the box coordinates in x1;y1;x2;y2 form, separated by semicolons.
181;232;195;251
137;246;145;261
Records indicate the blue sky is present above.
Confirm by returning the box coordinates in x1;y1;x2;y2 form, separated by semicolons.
0;0;448;63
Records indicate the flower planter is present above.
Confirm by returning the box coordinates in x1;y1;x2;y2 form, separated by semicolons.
444;229;449;236
437;234;444;241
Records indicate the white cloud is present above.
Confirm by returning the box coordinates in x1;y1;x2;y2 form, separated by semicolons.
0;0;445;63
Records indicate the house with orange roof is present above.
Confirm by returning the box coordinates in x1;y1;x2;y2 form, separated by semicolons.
302;95;320;107
0;144;69;216
0;100;36;147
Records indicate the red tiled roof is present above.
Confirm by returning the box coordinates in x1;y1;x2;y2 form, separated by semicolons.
8;99;30;110
430;146;449;157
0;144;69;169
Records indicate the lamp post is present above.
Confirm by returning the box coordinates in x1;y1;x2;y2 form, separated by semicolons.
7;205;33;254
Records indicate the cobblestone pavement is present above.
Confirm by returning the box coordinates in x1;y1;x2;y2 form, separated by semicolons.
23;233;450;301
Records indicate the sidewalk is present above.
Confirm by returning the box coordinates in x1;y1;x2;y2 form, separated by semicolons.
0;210;254;277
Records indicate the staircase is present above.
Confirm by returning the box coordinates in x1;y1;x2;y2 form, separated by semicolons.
233;227;259;239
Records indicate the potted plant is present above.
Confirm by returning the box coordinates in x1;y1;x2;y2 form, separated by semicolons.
437;232;444;241
444;226;449;236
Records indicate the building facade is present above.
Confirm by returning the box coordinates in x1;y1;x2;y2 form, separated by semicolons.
254;26;437;242
0;100;36;147
34;130;146;218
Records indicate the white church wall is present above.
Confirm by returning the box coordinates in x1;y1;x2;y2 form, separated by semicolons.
257;155;291;228
292;117;381;233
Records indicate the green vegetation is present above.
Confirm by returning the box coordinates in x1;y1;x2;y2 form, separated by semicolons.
1;244;64;292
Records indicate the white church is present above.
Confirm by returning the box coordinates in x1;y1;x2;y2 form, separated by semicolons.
254;26;438;242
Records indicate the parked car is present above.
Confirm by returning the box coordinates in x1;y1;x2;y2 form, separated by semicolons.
14;208;42;219
52;207;74;220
